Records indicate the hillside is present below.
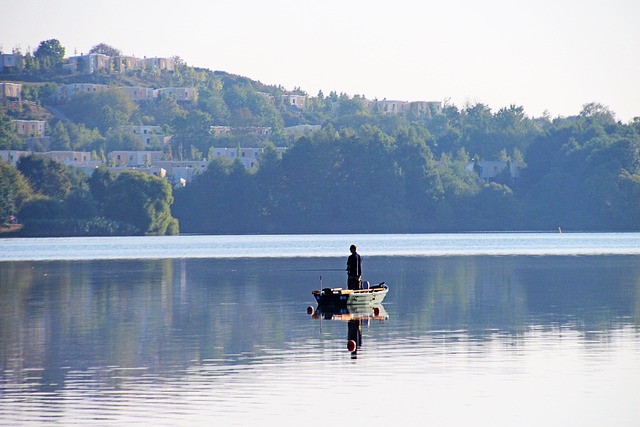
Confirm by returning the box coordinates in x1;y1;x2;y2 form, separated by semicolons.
1;40;640;235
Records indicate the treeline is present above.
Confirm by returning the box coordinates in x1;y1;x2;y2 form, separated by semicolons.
173;108;640;233
0;156;177;236
4;101;636;235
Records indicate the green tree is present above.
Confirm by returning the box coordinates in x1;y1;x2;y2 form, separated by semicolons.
394;125;443;230
197;87;230;124
145;97;186;126
171;110;214;159
105;127;144;151
17;155;71;200
88;167;115;210
613;170;640;229
0;162;32;224
0;111;23;150
254;144;284;229
18;197;65;223
49;121;71;150
66;122;104;151
103;171;177;235
34;39;65;70
62;89;137;133
88;43;121;57
22;52;39;73
173;158;257;233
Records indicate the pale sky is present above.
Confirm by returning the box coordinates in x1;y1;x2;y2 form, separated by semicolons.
3;0;639;121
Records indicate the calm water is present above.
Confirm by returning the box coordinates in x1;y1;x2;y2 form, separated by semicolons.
1;233;639;426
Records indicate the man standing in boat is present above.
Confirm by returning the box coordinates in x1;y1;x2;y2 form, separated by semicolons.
346;244;362;290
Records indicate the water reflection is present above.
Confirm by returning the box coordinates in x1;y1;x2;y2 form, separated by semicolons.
309;304;389;358
1;255;639;425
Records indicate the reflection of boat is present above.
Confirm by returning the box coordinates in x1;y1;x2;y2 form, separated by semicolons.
312;283;388;306
308;304;388;358
310;304;388;321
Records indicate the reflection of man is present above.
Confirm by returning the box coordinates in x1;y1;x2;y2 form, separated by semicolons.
348;319;362;358
346;244;362;290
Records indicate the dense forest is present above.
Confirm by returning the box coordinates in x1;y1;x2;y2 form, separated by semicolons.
1;39;640;235
173;110;640;233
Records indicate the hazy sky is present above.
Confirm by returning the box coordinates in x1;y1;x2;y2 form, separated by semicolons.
3;0;639;121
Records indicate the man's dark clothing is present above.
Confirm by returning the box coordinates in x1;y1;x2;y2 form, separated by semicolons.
347;251;362;290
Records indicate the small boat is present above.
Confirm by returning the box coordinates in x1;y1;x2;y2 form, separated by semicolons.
312;282;388;306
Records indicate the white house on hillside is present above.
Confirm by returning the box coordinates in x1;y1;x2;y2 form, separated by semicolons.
282;94;307;111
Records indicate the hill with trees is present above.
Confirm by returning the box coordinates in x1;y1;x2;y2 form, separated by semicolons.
1;39;640;235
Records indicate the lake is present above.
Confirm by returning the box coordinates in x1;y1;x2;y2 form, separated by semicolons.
1;233;639;426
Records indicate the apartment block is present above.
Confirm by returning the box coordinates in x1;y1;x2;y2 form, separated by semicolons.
108;150;164;167
57;83;109;101
0;82;22;100
12;120;45;137
154;87;197;102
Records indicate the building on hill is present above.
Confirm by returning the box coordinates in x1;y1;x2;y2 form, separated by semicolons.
0;149;100;171
119;86;155;103
63;53;110;74
118;125;169;148
143;57;175;72
112;55;144;73
375;99;410;114
1;146;288;185
155;160;209;186
154;87;197;103
282;94;307;111
372;99;410;114
105;165;167;178
57;83;109;101
466;160;526;182
410;101;443;115
40;151;101;170
41;150;91;164
108;150;164;167
12;120;45;137
210;147;287;169
0;53;23;73
0;82;22;100
61;54;175;75
368;99;443;116
0;150;31;167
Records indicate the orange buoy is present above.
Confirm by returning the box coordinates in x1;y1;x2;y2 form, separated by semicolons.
307;306;315;315
347;340;357;352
